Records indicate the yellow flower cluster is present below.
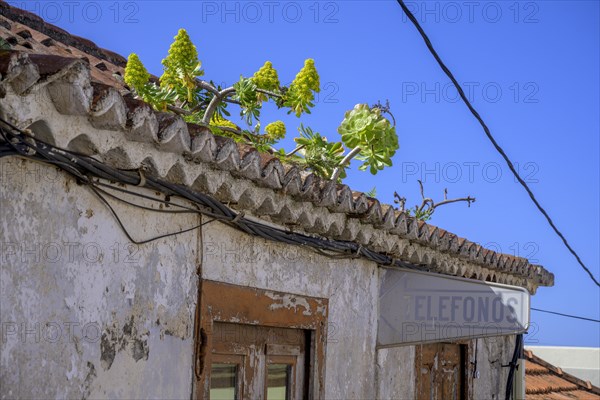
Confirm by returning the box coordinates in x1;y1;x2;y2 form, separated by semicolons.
265;121;286;140
251;61;280;92
291;59;320;96
124;53;150;92
210;115;238;130
160;29;200;89
286;59;321;116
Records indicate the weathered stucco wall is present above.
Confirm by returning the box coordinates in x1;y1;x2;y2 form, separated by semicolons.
1;157;518;399
202;221;380;399
376;345;416;398
0;158;199;399
473;335;516;400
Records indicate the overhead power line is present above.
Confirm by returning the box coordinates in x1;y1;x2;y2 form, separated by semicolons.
396;0;599;287
531;307;600;323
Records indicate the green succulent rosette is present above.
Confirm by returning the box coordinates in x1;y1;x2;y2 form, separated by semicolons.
337;104;399;174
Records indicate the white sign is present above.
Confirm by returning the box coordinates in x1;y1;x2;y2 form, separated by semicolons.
377;268;530;348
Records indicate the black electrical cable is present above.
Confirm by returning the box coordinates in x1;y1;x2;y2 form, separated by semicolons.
531;307;600;323
505;334;523;400
94;185;200;215
396;0;599;287
471;339;478;379
0;119;424;272
89;184;217;245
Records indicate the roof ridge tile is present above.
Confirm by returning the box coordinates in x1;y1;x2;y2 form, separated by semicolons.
155;112;191;154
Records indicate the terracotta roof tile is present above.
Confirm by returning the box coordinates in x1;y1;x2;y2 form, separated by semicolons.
527;374;579;394
528;391;600;400
0;0;555;291
526;359;550;375
0;1;125;88
526;350;600;399
0;1;126;66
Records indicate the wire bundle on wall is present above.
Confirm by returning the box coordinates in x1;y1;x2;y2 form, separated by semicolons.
0;117;418;271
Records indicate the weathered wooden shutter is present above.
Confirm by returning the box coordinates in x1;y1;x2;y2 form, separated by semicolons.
415;343;468;400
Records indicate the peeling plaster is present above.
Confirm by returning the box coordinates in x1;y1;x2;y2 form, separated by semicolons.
1;158;198;399
266;292;314;316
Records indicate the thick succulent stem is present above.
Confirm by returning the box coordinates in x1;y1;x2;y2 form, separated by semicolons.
202;87;236;124
255;88;282;98
286;145;305;157
331;146;361;181
167;104;191;116
195;80;220;96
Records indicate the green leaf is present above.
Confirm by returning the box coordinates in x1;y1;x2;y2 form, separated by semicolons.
292;124;345;180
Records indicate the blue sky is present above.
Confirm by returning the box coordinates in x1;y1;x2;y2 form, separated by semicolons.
17;0;599;347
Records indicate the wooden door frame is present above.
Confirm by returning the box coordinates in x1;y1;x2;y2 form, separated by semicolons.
195;280;329;399
414;341;474;400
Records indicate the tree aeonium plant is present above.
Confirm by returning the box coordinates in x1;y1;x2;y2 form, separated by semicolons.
124;28;398;184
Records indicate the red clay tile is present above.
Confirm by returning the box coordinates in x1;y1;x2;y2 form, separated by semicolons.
526;350;600;399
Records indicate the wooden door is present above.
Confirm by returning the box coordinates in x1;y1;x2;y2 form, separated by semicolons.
415;343;468;400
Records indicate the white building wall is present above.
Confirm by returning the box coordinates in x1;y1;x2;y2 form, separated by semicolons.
1;158;199;399
472;335;516;400
1;157;519;399
376;346;416;398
